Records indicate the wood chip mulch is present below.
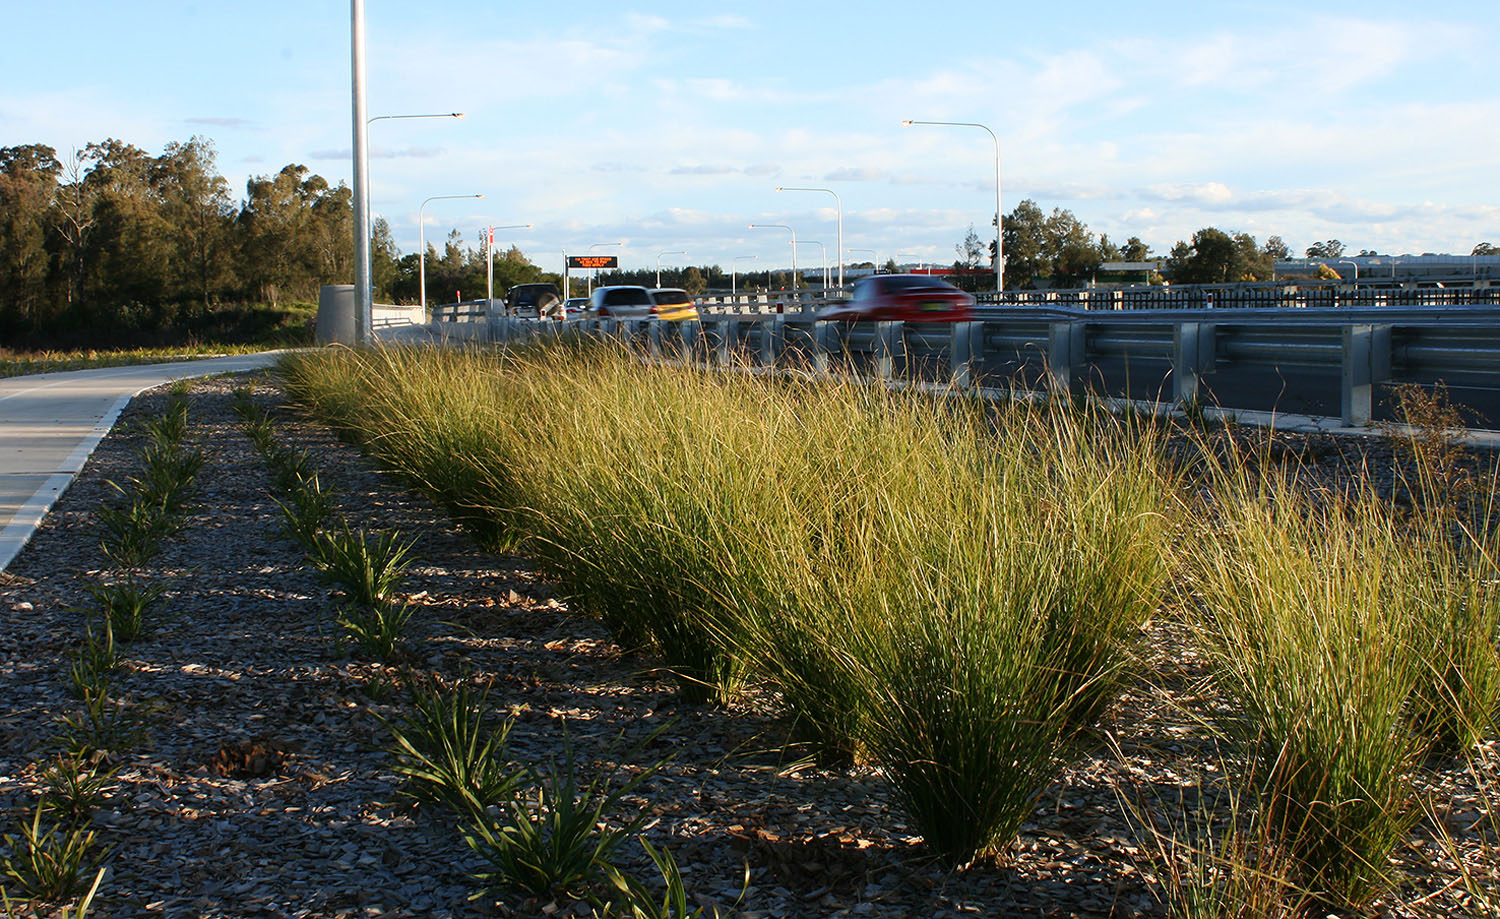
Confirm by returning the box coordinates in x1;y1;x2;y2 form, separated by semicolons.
0;373;1495;918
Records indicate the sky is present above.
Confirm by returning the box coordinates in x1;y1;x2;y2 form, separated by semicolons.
4;1;1497;277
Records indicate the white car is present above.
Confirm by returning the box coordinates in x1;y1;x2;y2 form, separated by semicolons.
587;285;654;319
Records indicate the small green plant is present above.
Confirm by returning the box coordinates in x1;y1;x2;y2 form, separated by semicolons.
39;756;117;827
83;577;167;643
1382;381;1476;512
600;839;729;919
57;690;141;758
96;494;172;566
140;399;190;450
312;523;416;609
0;805;107;903
335;601;414;659
66;622;118;701
385;677;524;816
464;725;666;902
274;474;337;550
242;415;277;453
134;443;206;516
267;446;318;494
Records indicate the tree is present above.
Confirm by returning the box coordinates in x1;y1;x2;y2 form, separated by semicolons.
1166;228;1239;284
955;223;985;271
0;144;61;333
681;266;707;295
1262;236;1290;259
1121;237;1151;261
1045;208;1103;286
1473;243;1497;256
154;136;234;307
1001;199;1047;288
1305;239;1345;259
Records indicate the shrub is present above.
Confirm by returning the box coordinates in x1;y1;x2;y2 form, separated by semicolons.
384;677;524;816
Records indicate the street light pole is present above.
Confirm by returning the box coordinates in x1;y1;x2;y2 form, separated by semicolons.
732;255;758;299
847;248;877;276
587;242;624;295
795;240;828;292
1337;259;1359;281
776;186;843;291
350;0;371;344
902;119;1003;292
656;250;687;288
360;111;465;334
485;224;531;307
418;193;483;316
749;224;797;290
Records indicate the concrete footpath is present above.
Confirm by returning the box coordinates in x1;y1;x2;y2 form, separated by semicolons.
0;353;284;572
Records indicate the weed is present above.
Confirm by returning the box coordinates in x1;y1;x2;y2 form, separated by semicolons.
312;523;416;609
384;676;525;816
274;474;336;551
0;805;106;903
1381;381;1477;512
83;577;167;643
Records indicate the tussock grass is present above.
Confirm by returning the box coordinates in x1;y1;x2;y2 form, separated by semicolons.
280;342;1175;865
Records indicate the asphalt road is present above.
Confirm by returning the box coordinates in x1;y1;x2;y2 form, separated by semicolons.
0;353;284;572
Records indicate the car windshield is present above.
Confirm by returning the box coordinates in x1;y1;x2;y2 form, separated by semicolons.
652;291;692;306
879;276;951;292
601;288;651;306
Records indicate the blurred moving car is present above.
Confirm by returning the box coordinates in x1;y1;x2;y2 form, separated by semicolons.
587;285;654;319
647;288;700;322
815;274;975;322
562;297;589;320
506;283;562;319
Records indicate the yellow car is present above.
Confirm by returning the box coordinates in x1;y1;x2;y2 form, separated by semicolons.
648;288;701;322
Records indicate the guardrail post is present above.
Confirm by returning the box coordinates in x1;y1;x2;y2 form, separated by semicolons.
1173;322;1216;404
1047;321;1084;396
1341;324;1392;426
647;320;664;360
760;317;785;369
813;320;836;376
875;321;903;381
715;319;735;366
950;321;983;389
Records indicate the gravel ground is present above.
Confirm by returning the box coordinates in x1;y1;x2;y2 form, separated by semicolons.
0;372;1496;918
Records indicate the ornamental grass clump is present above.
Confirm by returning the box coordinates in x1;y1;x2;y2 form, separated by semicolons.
384;676;525;817
1189;475;1435;909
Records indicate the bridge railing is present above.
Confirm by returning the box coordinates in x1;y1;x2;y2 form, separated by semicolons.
427;305;1500;428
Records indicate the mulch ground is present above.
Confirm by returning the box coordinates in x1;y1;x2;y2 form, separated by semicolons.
0;372;1495;918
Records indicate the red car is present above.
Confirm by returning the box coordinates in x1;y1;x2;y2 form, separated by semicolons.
816;274;975;322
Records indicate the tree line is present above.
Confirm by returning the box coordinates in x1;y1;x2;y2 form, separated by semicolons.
962;199;1496;290
0;137;565;348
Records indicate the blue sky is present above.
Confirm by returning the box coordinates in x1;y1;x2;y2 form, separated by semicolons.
4;1;1497;275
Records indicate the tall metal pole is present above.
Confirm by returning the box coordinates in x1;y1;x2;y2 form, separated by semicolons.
656;250;687;288
418;193;483;316
350;0;372;344
796;241;828;291
777;187;843;291
485;224;531;308
587;242;623;295
363;113;463;320
902;120;1002;292
749;224;796;290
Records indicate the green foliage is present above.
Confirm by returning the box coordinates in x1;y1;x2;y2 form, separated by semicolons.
334;600;414;660
56;689;141;759
38;757;117;828
274;474;337;551
83;577;168;643
96;492;172;567
312;523;416;610
384;677;525;816
0;806;106;903
1000;199;1107;288
66;622;117;702
464;725;663;903
600;839;727;919
1166;228;1275;284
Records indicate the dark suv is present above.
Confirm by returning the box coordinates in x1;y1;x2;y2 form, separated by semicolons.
505;283;562;319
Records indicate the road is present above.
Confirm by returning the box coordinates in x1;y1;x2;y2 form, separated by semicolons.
0;353;284;572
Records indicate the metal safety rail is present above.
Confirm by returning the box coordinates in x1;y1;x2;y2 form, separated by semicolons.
428;304;1500;428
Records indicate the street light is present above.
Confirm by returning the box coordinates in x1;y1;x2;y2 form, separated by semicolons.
350;0;371;343
1337;259;1359;281
902;119;1003;292
732;255;758;299
777;186;843;290
656;250;687;288
418;193;483;315
485;224;532;307
359;111;465;335
749;224;797;290
794;240;829;291
847;248;877;277
897;253;924;272
587;241;624;294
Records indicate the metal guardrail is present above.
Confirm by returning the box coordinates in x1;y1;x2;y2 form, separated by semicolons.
427;305;1500;428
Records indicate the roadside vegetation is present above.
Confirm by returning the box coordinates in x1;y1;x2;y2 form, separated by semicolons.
276;339;1500;916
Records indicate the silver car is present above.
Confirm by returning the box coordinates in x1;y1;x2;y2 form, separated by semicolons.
587;285;654;319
